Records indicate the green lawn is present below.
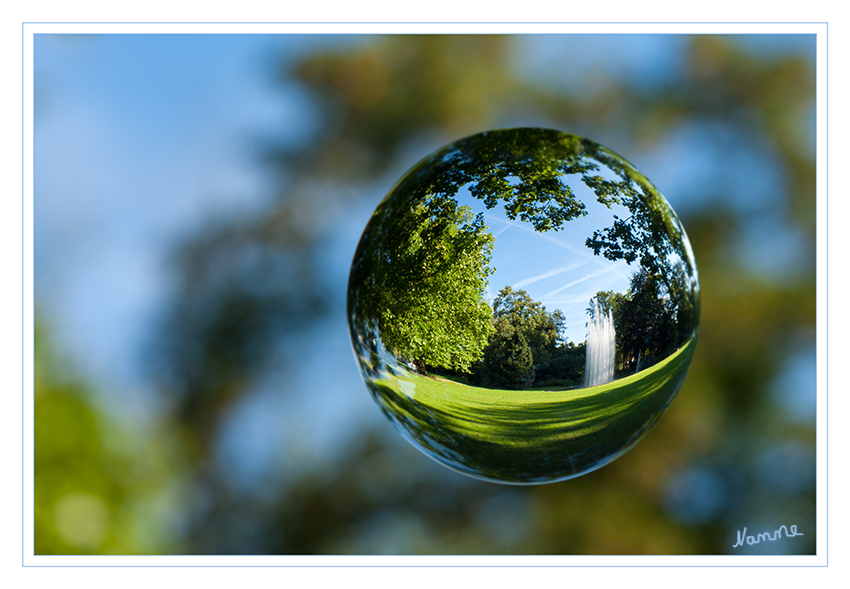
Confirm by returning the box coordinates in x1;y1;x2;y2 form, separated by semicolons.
370;335;698;482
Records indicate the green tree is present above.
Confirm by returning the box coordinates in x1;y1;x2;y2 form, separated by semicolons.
537;341;587;386
607;268;679;373
480;318;535;388
587;290;628;323
583;149;689;281
389;127;661;234
398;128;594;232
471;286;567;387
492;286;563;367
350;198;495;372
580;143;700;330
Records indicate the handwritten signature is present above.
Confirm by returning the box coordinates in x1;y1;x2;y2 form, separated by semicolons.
733;525;803;548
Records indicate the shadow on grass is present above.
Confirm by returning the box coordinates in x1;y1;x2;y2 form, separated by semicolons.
368;335;698;483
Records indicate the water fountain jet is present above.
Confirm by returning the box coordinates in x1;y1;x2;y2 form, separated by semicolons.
584;298;616;387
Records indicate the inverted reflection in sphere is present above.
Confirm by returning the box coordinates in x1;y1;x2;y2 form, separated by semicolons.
348;128;700;484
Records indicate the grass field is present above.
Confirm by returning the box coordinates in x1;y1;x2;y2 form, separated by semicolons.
369;335;698;483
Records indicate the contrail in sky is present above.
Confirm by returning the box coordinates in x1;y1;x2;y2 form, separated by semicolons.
512;262;584;289
542;260;628;299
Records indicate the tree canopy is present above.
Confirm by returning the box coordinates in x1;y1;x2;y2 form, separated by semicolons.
583;148;698;296
470;286;577;388
350;198;495;372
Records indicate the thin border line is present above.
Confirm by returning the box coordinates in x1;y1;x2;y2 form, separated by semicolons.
16;563;823;568
18;21;831;23
21;22;827;568
824;20;828;567
21;20;25;569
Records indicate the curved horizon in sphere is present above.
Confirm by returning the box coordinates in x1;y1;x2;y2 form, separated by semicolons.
348;128;700;484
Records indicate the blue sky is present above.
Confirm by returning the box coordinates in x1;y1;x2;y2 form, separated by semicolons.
456;181;635;344
35;35;298;410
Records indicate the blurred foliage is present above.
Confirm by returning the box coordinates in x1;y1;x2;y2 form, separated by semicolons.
35;320;185;554
36;34;817;555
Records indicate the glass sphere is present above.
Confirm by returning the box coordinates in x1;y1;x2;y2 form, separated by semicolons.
348;128;700;484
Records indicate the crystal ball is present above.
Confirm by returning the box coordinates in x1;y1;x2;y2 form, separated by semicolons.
347;128;700;484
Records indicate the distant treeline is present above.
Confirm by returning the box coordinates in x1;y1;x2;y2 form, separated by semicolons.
428;286;587;389
426;263;698;390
